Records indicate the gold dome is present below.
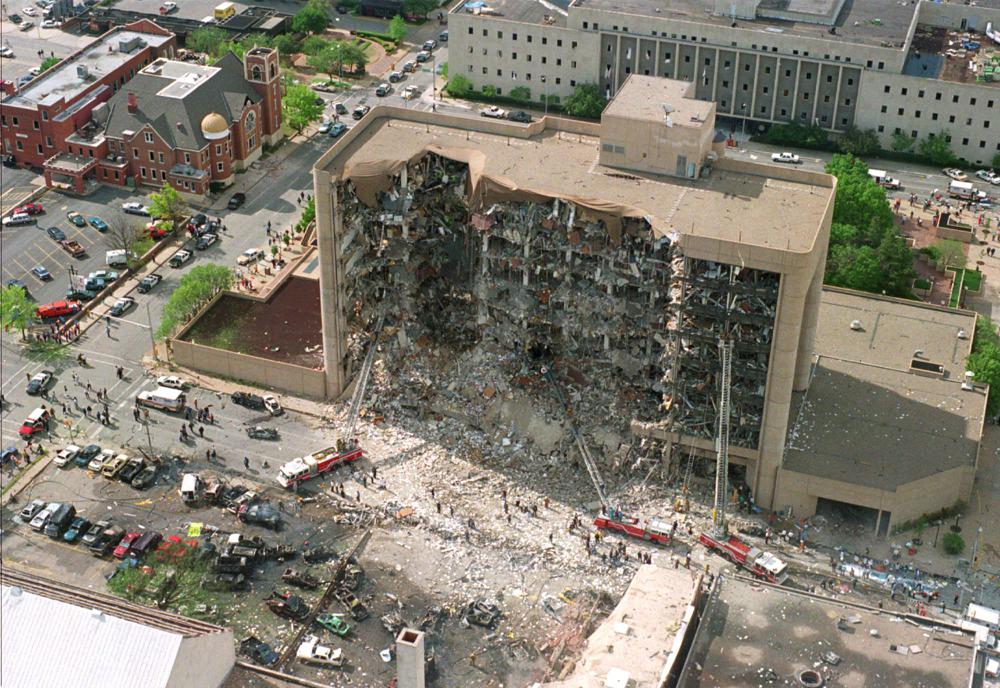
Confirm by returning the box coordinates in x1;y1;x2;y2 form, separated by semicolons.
200;112;228;135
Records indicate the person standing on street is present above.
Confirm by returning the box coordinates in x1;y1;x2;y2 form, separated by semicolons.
243;456;250;470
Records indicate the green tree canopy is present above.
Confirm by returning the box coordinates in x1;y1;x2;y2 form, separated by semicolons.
148;184;189;227
307;44;338;78
1;284;35;338
509;86;531;102
301;35;329;56
156;264;234;339
39;56;61;73
563;83;607;119
272;33;301;57
282;81;324;132
993;152;1000;170
837;126;880;157
342;41;368;73
292;0;330;34
445;74;472;97
825;154;894;232
918;131;958;167
890;131;915;152
388;15;407;43
403;0;437;18
932;239;966;270
966;317;999;417
186;27;227;54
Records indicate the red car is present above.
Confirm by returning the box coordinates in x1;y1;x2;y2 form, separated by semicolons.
14;202;43;215
113;532;141;559
35;300;80;319
18;407;50;438
147;221;172;239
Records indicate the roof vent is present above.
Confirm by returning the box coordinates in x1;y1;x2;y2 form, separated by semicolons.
961;370;975;391
910;358;944;377
91;609;106;621
957;328;967;339
9;586;22;597
849;319;863;331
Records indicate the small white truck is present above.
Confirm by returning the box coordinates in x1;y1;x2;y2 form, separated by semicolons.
770;151;801;164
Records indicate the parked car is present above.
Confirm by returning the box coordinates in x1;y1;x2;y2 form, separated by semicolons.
333;102;348;115
247;426;279;440
169;249;192;268
88;269;119;284
113;532;142;558
89;527;124;556
81;519;111;547
6;279;29;296
315;613;351;636
227;192;246;210
157;375;187;389
943;168;968;181
130;530;162;557
119;457;145;483
121;202;150;216
74;443;100;468
203;572;248;591
2;212;34;227
26;370;52;395
31;265;51;281
14;202;43;215
422;39;437;51
237;248;264;266
507;110;532;123
415;50;431;62
101;454;129;479
63;517;92;543
402;60;417;73
195;233;218;250
66;288;97;302
267;592;309;621
29;503;58;530
88;448;116;472
35;300;79;319
238;502;281;530
109;296;135;316
54;444;81;468
480;106;507;119
43;504;76;538
263;395;282;416
329;122;348;138
67;211;86;227
240;637;280;667
388;70;403;83
18;499;47;523
232;391;265;410
770;152;801;164
975;169;1000;184
0;46;14;57
318;120;333;134
297;635;343;668
137;273;162;293
46;226;66;241
131;464;158;489
19;407;50;437
87;216;108;231
352;104;371;120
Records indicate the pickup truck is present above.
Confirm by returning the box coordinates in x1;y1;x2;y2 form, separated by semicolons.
60;239;86;257
770;152;801;164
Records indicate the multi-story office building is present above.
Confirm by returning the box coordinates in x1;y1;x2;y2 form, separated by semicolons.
449;0;1000;166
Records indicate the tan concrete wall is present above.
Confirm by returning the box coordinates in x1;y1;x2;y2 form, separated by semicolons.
775;464;975;530
171;337;326;398
166;632;235;688
600;106;716;178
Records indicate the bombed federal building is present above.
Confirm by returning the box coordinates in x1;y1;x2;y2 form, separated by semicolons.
312;75;986;533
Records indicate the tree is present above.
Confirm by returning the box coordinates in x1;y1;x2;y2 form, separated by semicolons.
148;184;188;228
968;316;1000;416
342;41;368;74
39;56;61;73
445;74;472;97
1;284;35;338
509;86;531;102
292;0;330;34
402;0;437;18
272;33;301;58
186;27;227;54
307;45;339;79
829;245;884;293
890;131;915;152
824;154;894;235
837;126;880;157
563;84;607;119
103;213;144;255
993;152;1000;171
942;532;965;555
301;35;328;56
765;122;829;150
388;15;407;43
877;232;916;296
932;239;966;271
156;264;234;339
282;81;324;133
918;131;958;167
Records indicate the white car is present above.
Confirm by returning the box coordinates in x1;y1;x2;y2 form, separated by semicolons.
771;152;801;164
169;249;192;267
109;296;135;316
54;444;81;468
263;394;283;416
22;7;36;15
237;248;265;266
41;19;59;28
402;85;421;100
943;168;968;181
297;635;343;667
157;375;187;390
480;106;507;119
88;448;116;472
0;47;14;58
121;202;151;216
975;169;999;184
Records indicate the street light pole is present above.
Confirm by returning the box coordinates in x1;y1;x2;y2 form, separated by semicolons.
740;103;747;146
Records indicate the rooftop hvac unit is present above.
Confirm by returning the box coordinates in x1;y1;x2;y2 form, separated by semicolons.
849;319;863;331
76;65;90;79
961;371;975;391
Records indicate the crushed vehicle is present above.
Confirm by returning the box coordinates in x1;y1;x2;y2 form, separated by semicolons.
213;554;253;574
237;502;281;530
315;613;351;637
201;572;248;591
231;391;265;410
464;600;501;628
246;426;279;440
282;568;320;589
266;591;310;622
303;546;337;564
240;636;280;667
297;635;344;668
334;586;369;621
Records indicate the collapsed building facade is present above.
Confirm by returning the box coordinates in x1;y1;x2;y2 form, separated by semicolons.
312;76;834;510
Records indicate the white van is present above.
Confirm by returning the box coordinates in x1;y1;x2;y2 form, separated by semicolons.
2;212;34;227
106;249;128;267
949;180;976;200
137;386;186;412
180;473;202;504
868;169;901;189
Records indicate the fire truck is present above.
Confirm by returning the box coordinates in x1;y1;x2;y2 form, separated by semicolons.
277;441;363;489
698;532;788;584
594;509;672;546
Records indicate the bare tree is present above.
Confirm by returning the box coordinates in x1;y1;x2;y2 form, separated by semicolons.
103;212;145;255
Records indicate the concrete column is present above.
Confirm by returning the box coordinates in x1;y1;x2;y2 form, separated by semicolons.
314;168;344;398
770;57;780;117
396;629;426;688
793;258;824;391
832;66;844;131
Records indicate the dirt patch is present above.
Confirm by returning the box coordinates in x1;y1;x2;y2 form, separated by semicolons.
182;277;323;368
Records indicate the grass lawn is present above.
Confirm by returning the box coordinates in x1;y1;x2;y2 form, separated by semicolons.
962;268;983;292
949;271;964;308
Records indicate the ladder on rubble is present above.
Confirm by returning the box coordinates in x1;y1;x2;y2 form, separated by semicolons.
711;337;734;537
345;313;384;440
541;365;610;511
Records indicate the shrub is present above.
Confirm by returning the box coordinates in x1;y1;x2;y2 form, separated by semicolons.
445;74;472;97
481;84;497;97
942;532;965;555
508;86;531;102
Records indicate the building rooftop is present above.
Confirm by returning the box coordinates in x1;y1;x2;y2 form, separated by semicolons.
453;0;570;26
783;288;985;490
603;75;713;127
318;109;832;255
4;28;173;109
538;565;699;688
680;575;978;688
906;25;1000;88
569;0;926;48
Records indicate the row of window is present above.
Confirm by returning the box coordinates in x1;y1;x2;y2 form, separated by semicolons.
881;104;992;129
880;126;1000;151
882;85;993;109
470;66;569;85
472;47;577;69
469;26;577;49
